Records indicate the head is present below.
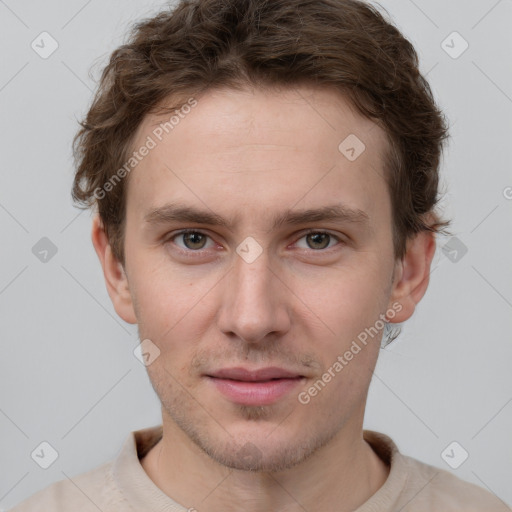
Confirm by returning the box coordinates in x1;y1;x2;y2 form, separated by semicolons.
75;0;450;472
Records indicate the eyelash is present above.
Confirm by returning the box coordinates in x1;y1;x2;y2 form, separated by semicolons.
165;229;344;256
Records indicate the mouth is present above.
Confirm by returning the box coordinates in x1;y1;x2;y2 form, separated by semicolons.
205;367;306;406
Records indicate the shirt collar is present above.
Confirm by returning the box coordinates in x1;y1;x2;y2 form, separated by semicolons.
112;425;409;512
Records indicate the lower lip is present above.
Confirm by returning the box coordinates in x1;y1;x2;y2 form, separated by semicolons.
207;376;304;405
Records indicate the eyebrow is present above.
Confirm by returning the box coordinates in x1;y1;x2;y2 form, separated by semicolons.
144;202;370;232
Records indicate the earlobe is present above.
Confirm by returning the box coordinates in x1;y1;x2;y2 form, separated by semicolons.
91;215;137;324
387;230;436;324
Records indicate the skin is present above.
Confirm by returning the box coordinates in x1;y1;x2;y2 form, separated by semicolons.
92;84;436;512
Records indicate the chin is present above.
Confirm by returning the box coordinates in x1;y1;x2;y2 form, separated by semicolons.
190;418;337;473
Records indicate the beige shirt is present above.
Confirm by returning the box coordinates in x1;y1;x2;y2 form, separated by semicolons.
10;425;510;511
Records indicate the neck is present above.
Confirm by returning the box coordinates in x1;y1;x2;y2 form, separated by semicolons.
141;412;390;512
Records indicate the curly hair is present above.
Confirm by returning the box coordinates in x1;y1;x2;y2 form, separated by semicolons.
72;0;450;267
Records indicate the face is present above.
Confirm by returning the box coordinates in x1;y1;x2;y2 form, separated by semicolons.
99;85;420;472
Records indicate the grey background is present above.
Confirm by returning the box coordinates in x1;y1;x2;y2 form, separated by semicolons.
1;0;511;509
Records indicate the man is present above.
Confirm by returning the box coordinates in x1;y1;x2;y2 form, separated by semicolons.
11;0;510;510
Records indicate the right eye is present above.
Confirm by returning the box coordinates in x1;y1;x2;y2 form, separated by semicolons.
168;230;216;252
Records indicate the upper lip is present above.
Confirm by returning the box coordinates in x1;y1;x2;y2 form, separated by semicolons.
207;367;303;381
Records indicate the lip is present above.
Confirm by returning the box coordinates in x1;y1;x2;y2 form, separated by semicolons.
207;366;303;381
205;367;305;406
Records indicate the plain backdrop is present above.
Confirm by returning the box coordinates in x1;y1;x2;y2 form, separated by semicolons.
1;0;511;509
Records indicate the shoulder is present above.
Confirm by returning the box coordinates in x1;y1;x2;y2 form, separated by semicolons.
8;461;130;512
363;430;510;512
398;453;510;511
9;425;163;512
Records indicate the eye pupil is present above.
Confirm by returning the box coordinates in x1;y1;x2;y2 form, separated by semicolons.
183;232;206;249
307;233;330;250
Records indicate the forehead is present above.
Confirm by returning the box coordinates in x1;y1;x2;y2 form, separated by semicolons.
126;85;391;228
140;85;386;152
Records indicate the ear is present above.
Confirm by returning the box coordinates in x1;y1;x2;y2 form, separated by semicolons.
91;214;137;324
387;229;436;323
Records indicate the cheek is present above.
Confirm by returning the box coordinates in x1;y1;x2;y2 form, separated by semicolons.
293;261;387;333
127;247;213;334
130;272;217;378
289;264;389;393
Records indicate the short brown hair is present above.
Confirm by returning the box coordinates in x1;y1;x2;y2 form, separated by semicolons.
72;0;450;266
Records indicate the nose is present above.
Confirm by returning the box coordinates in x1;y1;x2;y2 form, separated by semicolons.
216;246;291;344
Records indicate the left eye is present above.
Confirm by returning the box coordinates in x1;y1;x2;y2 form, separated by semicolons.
295;231;341;250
